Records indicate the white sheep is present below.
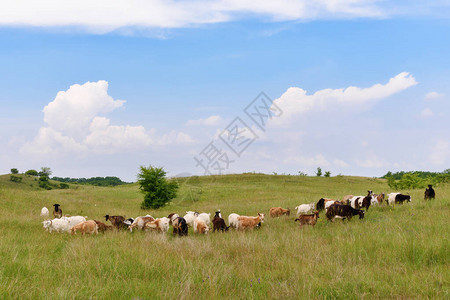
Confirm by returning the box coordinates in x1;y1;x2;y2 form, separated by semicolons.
40;207;49;217
295;203;315;216
42;218;70;233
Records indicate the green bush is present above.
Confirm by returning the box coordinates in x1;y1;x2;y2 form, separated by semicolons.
59;183;70;189
25;169;39;176
324;171;331;177
10;168;19;174
138;165;179;209
10;175;22;183
384;170;450;189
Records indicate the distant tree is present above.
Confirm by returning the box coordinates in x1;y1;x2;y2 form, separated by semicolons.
39;167;52;177
315;167;322;177
298;171;308;176
137;166;179;209
10;168;19;174
25;169;39;176
324;171;331;177
38;167;52;190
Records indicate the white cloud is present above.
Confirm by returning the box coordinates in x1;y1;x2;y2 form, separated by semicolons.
186;115;223;126
424;91;444;101
285;154;330;167
429;140;449;165
0;1;387;33
270;72;417;126
419;108;433;119
356;156;388;168
333;159;349;168
21;80;193;156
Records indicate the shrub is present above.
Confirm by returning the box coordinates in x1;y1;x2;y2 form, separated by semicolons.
10;175;22;183
10;168;19;174
25;169;39;176
137;166;179;209
315;167;322;177
59;183;70;189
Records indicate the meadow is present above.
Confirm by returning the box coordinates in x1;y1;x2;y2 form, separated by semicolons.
0;173;448;299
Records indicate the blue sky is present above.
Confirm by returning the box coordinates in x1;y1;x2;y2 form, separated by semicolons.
0;1;449;181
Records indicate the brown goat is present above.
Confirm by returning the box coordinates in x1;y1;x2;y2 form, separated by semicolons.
104;215;127;230
71;220;98;235
294;211;319;227
53;204;62;219
269;207;290;217
94;220;113;232
237;213;265;230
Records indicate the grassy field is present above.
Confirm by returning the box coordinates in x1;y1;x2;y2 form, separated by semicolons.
0;173;448;299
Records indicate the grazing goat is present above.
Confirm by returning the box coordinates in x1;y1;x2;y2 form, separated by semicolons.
94;220;112;232
183;211;198;227
294;211;319;227
326;204;364;221
128;215;155;232
53;204;62;218
237;213;265;230
228;213;240;229
387;193;411;205
212;211;229;232
373;193;385;205
316;198;337;211
42;218;70;233
144;217;170;233
295;203;315;216
269;207;290;217
424;185;435;200
193;218;209;234
171;216;188;236
40;207;49;217
71;220;98;235
350;191;372;210
104;214;127;230
62;216;87;229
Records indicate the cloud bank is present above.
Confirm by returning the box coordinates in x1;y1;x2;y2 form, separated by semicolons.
21;80;193;156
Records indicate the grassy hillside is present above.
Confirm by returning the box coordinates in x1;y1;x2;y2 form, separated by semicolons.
0;173;448;299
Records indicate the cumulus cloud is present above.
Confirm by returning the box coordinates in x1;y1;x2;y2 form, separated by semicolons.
284;154;330;167
0;1;387;33
424;91;444;101
419;108;433;119
429;140;449;165
21;80;193;156
270;72;417;126
186;115;223;126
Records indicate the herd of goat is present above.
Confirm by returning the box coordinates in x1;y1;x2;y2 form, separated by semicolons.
40;185;436;236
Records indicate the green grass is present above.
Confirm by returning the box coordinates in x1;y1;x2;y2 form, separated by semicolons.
0;173;448;299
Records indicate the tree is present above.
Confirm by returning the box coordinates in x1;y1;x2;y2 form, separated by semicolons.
10;168;19;174
324;171;331;177
137;165;179;209
39;167;52;177
25;169;39;176
38;167;52;190
315;167;322;177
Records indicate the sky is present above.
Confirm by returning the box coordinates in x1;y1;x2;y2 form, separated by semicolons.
0;0;449;182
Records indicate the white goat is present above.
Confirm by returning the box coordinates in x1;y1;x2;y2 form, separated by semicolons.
295;203;315;216
42;218;70;233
